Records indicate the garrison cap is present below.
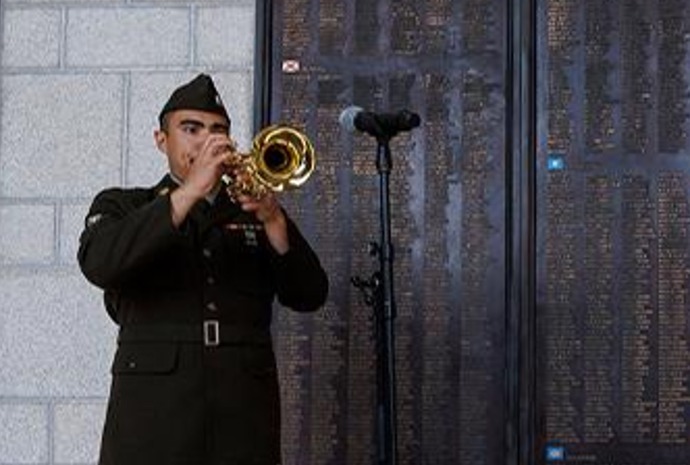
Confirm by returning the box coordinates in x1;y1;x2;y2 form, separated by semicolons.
158;74;230;127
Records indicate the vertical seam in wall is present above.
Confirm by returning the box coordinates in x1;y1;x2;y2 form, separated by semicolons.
121;73;130;186
190;5;197;67
54;202;62;265
47;400;55;465
59;7;67;69
0;1;6;199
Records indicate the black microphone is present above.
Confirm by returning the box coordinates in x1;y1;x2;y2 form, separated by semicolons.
339;106;421;139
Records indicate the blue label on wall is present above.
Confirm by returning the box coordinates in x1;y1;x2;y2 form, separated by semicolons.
545;445;565;461
547;155;565;171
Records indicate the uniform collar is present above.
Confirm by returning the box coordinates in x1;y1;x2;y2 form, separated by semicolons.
153;174;179;197
154;173;220;204
154;174;244;230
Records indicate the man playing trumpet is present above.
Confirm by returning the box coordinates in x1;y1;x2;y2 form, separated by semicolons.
78;73;328;465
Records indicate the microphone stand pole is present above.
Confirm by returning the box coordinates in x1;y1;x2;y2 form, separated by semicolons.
353;136;398;465
374;137;398;465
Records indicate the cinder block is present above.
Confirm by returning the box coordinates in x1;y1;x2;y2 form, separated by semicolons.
66;8;189;67
54;400;107;463
130;0;252;4
196;5;255;67
0;403;48;463
126;73;189;187
60;203;90;265
5;0;123;4
0;74;122;198
0;270;116;397
1;8;60;68
212;72;254;147
0;205;54;265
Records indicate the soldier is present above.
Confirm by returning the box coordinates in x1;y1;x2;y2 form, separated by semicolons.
78;74;328;465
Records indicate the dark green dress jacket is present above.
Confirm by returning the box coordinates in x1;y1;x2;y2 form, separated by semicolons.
78;175;328;465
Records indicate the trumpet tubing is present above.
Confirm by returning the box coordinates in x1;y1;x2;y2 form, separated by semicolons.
222;124;315;199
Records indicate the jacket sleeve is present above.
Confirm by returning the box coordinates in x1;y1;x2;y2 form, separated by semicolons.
78;189;186;289
269;216;329;312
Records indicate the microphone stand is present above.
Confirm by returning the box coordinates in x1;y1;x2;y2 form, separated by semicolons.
352;135;399;465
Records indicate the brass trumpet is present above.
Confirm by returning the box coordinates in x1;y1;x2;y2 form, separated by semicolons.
221;124;315;199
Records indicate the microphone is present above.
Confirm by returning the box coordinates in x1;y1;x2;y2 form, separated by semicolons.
339;106;421;139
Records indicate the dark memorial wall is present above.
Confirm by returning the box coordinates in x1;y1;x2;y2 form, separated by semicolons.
263;1;507;465
536;1;690;464
259;0;690;465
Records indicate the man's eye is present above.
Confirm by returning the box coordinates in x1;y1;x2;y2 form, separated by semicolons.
182;126;199;134
210;127;224;134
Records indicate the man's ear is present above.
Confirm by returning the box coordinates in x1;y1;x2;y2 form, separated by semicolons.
154;129;167;153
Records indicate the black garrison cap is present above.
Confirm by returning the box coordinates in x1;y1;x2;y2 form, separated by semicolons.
158;74;230;127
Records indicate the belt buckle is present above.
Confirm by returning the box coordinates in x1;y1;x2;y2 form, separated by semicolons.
204;320;220;347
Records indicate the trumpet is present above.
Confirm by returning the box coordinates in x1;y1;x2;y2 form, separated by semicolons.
221;124;315;199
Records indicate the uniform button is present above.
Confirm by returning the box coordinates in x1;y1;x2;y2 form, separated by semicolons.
207;276;216;285
128;361;137;369
202;248;212;258
207;302;218;311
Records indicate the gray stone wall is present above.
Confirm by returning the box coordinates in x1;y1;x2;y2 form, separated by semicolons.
0;1;256;462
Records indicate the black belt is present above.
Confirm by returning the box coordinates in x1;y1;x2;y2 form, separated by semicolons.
118;321;271;347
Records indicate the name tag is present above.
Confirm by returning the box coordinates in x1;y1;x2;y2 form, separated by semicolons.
224;223;263;247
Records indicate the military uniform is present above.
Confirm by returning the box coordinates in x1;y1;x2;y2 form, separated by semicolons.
78;173;328;465
79;73;327;464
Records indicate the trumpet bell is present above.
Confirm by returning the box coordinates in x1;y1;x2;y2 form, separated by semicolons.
252;125;315;192
223;124;315;199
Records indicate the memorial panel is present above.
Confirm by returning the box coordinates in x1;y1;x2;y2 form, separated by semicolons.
537;1;690;463
270;1;507;464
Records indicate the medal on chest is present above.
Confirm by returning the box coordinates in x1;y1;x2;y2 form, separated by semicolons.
225;222;263;247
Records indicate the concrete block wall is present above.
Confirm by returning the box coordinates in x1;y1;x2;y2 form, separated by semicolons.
0;1;256;463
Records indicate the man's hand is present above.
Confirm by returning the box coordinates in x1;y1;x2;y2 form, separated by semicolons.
170;135;236;227
182;135;236;199
237;193;290;255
